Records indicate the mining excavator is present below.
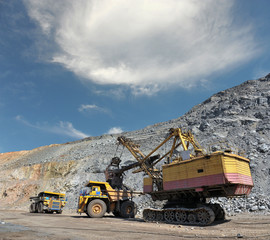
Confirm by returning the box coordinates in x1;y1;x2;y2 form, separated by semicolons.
111;128;253;225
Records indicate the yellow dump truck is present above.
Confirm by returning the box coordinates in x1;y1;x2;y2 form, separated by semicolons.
77;181;137;218
29;191;67;214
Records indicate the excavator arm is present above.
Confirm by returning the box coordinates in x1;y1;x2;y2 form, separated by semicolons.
118;128;203;167
104;128;203;191
114;128;204;191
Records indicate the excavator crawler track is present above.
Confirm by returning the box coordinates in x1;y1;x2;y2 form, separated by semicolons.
143;206;216;226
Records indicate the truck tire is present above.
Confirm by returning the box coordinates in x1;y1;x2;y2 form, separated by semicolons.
29;203;35;213
87;199;107;218
37;202;44;213
120;201;137;218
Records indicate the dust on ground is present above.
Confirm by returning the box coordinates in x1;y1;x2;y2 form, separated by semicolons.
0;210;270;240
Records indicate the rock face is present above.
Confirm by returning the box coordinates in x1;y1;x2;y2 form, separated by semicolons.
1;73;270;215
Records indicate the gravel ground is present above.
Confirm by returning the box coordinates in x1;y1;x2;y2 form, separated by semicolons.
1;210;270;240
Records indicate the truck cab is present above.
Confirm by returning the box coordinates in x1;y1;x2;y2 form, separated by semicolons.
91;186;102;196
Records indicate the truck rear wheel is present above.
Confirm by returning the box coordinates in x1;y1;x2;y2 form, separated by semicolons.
37;202;44;213
29;203;36;213
120;201;137;218
87;199;107;218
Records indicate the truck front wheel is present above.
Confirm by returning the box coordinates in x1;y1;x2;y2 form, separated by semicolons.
87;199;107;218
120;201;137;218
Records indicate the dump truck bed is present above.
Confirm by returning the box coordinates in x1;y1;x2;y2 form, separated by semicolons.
85;181;134;202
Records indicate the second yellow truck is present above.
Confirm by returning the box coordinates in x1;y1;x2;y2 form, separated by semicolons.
77;181;137;218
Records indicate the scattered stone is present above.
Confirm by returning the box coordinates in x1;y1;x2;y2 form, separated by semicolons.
251;206;258;211
237;233;243;238
259;206;266;210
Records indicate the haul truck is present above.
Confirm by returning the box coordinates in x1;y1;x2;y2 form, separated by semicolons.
77;181;137;218
29;191;67;214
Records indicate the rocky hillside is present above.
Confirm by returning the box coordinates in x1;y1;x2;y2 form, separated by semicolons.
1;73;270;214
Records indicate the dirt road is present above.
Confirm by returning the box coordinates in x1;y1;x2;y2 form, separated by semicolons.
0;210;270;240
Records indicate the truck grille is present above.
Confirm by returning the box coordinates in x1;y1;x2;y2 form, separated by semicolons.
51;201;61;210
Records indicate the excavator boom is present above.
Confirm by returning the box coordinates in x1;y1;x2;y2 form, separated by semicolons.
116;128;203;180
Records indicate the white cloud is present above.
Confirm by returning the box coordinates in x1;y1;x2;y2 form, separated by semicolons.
79;104;98;112
15;115;33;127
51;121;89;139
15;115;88;139
24;0;259;95
78;104;108;114
106;127;123;134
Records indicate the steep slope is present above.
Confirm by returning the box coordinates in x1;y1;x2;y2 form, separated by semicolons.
0;73;270;214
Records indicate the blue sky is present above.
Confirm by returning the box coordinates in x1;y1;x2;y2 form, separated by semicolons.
1;0;270;153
